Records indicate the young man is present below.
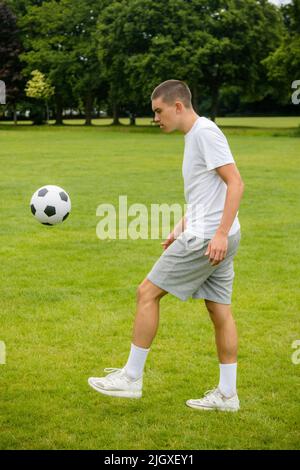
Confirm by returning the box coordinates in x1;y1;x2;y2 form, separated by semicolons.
88;80;245;412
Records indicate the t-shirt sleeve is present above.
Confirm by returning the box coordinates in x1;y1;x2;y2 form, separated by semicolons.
196;127;235;171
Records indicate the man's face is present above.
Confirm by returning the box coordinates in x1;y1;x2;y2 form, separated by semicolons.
152;97;180;133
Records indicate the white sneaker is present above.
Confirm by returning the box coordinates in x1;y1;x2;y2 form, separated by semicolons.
88;368;142;398
186;388;240;412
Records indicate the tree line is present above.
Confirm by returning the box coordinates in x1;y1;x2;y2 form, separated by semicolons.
0;0;299;125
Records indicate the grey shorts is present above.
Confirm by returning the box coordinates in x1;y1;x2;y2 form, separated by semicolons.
147;229;241;304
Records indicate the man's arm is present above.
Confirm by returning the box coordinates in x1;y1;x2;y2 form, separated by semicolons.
205;163;245;265
161;215;186;250
216;163;245;236
173;215;186;238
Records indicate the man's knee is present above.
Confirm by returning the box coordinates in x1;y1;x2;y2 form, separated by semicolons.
137;278;167;304
205;298;231;312
205;299;232;326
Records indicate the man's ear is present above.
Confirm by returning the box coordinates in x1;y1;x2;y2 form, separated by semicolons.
175;101;183;113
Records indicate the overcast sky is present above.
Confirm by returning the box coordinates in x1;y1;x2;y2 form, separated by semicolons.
269;0;291;6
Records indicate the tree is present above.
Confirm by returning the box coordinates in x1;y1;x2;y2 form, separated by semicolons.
127;0;283;120
25;69;54;123
193;0;283;120
96;0;129;125
263;0;300;105
66;0;109;125
20;1;72;124
20;0;106;125
0;1;24;123
96;0;283;123
96;0;195;124
8;0;288;123
6;0;45;16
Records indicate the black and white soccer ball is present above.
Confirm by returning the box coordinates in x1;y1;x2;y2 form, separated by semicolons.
30;185;71;225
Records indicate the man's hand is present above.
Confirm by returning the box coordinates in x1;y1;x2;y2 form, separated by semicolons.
205;231;228;266
161;232;175;250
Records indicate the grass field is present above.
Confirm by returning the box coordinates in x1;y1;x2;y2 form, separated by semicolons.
0;117;299;449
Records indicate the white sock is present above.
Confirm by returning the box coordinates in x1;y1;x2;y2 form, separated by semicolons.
218;363;237;398
124;343;150;380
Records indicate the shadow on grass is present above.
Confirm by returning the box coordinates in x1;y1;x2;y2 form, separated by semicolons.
0;122;299;137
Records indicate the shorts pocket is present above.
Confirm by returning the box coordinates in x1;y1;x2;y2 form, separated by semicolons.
185;235;205;252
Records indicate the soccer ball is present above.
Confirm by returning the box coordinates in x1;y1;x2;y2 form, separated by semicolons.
30;185;71;225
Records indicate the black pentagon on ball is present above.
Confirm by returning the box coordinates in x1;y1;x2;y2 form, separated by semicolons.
44;205;56;217
30;204;36;215
38;188;48;197
62;212;69;221
59;191;68;202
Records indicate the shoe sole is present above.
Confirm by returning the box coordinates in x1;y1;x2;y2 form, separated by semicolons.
186;401;239;412
88;379;142;399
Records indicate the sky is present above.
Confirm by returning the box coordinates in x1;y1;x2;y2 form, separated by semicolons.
269;0;291;5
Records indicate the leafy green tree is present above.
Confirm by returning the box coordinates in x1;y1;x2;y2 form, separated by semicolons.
25;69;54;123
96;0;283;122
6;0;45;16
0;1;24;123
66;0;109;125
263;0;300;105
96;1;128;124
127;0;283;120
96;0;194;124
191;0;283;119
20;0;106;125
8;0;288;123
20;1;72;124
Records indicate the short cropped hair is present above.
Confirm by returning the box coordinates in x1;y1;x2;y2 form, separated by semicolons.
151;80;192;108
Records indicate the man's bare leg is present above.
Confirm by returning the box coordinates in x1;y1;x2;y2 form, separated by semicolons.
122;278;167;381
87;279;167;396
204;299;238;399
205;299;238;363
132;278;168;349
186;299;239;409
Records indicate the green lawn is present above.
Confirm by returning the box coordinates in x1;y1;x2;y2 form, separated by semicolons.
0;118;299;449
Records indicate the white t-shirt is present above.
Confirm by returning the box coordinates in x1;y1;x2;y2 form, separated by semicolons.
182;116;241;239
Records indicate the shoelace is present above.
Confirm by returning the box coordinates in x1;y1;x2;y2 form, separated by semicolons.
204;388;218;396
100;368;125;385
203;388;222;404
103;368;139;384
103;368;124;377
